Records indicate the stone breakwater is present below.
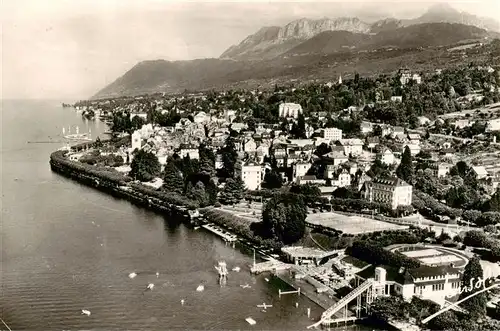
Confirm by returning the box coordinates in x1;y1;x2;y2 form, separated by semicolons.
49;150;193;223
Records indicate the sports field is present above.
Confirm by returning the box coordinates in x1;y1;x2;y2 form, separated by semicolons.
306;212;408;235
391;244;469;268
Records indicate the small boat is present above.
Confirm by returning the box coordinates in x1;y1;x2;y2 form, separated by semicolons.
194;226;200;230
81;309;91;316
240;284;251;289
196;285;205;292
245;317;256;325
128;272;137;279
257;303;272;309
264;278;269;282
146;283;154;290
232;266;241;272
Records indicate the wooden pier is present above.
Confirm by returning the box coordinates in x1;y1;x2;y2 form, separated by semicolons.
279;288;301;298
201;223;237;242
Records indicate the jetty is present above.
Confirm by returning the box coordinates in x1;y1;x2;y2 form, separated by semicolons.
201;223;237;242
250;260;291;274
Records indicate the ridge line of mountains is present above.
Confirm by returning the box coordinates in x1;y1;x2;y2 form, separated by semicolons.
220;3;499;60
93;3;500;99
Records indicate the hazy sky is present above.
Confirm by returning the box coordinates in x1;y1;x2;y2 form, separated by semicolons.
1;0;499;100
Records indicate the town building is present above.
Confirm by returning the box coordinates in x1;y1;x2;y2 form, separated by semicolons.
486;118;500;132
364;177;413;209
243;137;257;153
329;152;349;166
403;143;421;156
179;144;199;159
391;126;405;140
399;69;422;85
281;246;334;266
193;111;209;124
323;128;343;142
340;139;363;156
360;122;373;134
454;119;473;129
432;163;452;178
241;163;263;190
130;112;148;121
366;137;380;149
472;166;488;180
355;265;462;307
278;103;303;119
377;148;395;165
332;169;351;188
131;131;142;151
293;162;311;182
297;175;326;186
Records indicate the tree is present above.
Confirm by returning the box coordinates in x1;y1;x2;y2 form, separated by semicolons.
187;181;208;206
289;183;321;204
222;136;238;178
95;136;103;148
198;143;216;178
486;189;500;212
459;256;487;318
261;193;307;244
162;161;184;194
291;113;306;138
130;115;145;131
129;150;161;182
111;112;132;133
396;146;414;183
219;177;245;205
332;186;360;199
314;142;332;156
262;170;283;189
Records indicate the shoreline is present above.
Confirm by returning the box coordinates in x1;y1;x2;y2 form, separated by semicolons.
49;148;405;330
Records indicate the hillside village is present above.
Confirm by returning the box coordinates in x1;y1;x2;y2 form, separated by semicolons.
60;63;500;330
74;64;500;216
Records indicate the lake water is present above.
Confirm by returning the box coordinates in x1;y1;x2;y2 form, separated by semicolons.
0;100;382;330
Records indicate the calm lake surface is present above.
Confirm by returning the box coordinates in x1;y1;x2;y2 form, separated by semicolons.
0;100;383;330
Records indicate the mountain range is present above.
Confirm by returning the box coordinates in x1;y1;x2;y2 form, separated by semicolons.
93;3;500;99
220;3;500;60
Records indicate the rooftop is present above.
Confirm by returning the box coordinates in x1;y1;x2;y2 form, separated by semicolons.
372;176;410;187
281;246;332;259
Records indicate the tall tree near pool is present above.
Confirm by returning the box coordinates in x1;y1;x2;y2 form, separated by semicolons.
162;161;184;194
459;256;487;318
219;177;245;205
262;193;306;244
129;150;161;182
222;136;238;178
396;146;414;184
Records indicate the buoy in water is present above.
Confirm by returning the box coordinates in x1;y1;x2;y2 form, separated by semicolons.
156;272;159;278
181;299;185;305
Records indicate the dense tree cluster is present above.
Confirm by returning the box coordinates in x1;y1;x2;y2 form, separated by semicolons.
79;150;124;167
219;177;246;205
129;150;161;182
259;193;307;245
459;256;487;317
